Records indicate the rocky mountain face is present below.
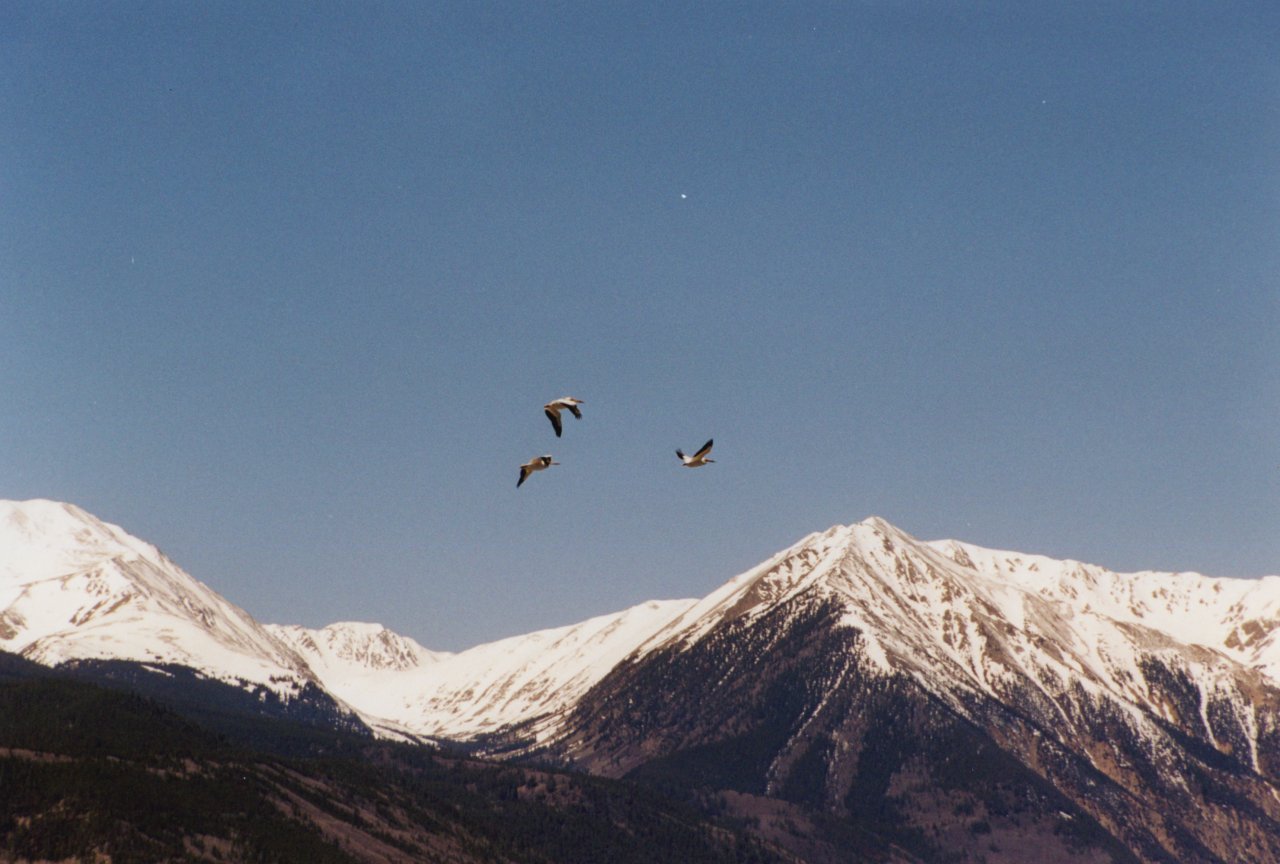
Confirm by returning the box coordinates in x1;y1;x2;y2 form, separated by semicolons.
511;520;1280;863
5;498;1280;862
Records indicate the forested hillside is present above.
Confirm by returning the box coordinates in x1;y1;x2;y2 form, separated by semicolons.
0;653;786;864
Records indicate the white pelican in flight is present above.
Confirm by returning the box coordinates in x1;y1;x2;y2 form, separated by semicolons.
677;439;715;468
517;455;559;488
544;397;584;437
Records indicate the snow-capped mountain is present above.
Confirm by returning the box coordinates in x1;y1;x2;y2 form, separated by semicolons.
267;621;447;675
0;498;692;741
610;517;1280;735
0;499;316;696
271;600;696;740
523;517;1280;863
7;497;1280;861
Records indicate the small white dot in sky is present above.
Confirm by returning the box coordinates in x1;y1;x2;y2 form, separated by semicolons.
680;193;687;199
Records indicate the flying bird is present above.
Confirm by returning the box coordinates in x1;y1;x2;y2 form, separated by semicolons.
517;455;559;488
544;397;584;438
676;439;715;468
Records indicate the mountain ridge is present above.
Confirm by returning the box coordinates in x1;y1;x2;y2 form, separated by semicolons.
4;497;1278;745
507;517;1280;862
0;499;320;696
5;497;1280;861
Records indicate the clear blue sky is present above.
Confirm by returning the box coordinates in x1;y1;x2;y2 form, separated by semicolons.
3;2;1277;650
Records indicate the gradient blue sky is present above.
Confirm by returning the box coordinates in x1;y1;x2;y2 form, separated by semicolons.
4;2;1277;650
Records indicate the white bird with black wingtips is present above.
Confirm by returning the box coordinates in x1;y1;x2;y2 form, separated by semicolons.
676;439;715;468
543;397;584;438
517;455;559;488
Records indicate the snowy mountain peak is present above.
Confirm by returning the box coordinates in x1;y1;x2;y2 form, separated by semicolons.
919;534;1280;673
0;499;160;583
0;498;317;695
6;495;1280;782
269;621;449;674
537;523;1280;864
793;518;1280;676
610;517;1280;745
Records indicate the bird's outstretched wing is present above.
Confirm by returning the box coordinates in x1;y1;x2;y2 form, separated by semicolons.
518;466;530;488
545;408;563;437
694;439;714;459
566;402;583;419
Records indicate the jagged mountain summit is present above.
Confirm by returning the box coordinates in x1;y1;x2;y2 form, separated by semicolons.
5;497;1280;862
513;518;1280;863
266;620;447;675
619;516;1280;725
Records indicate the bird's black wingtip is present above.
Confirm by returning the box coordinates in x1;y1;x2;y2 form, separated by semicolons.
545;408;563;437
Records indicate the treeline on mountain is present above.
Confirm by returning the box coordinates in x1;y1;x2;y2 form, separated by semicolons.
67;656;373;753
0;650;373;764
0;651;787;864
